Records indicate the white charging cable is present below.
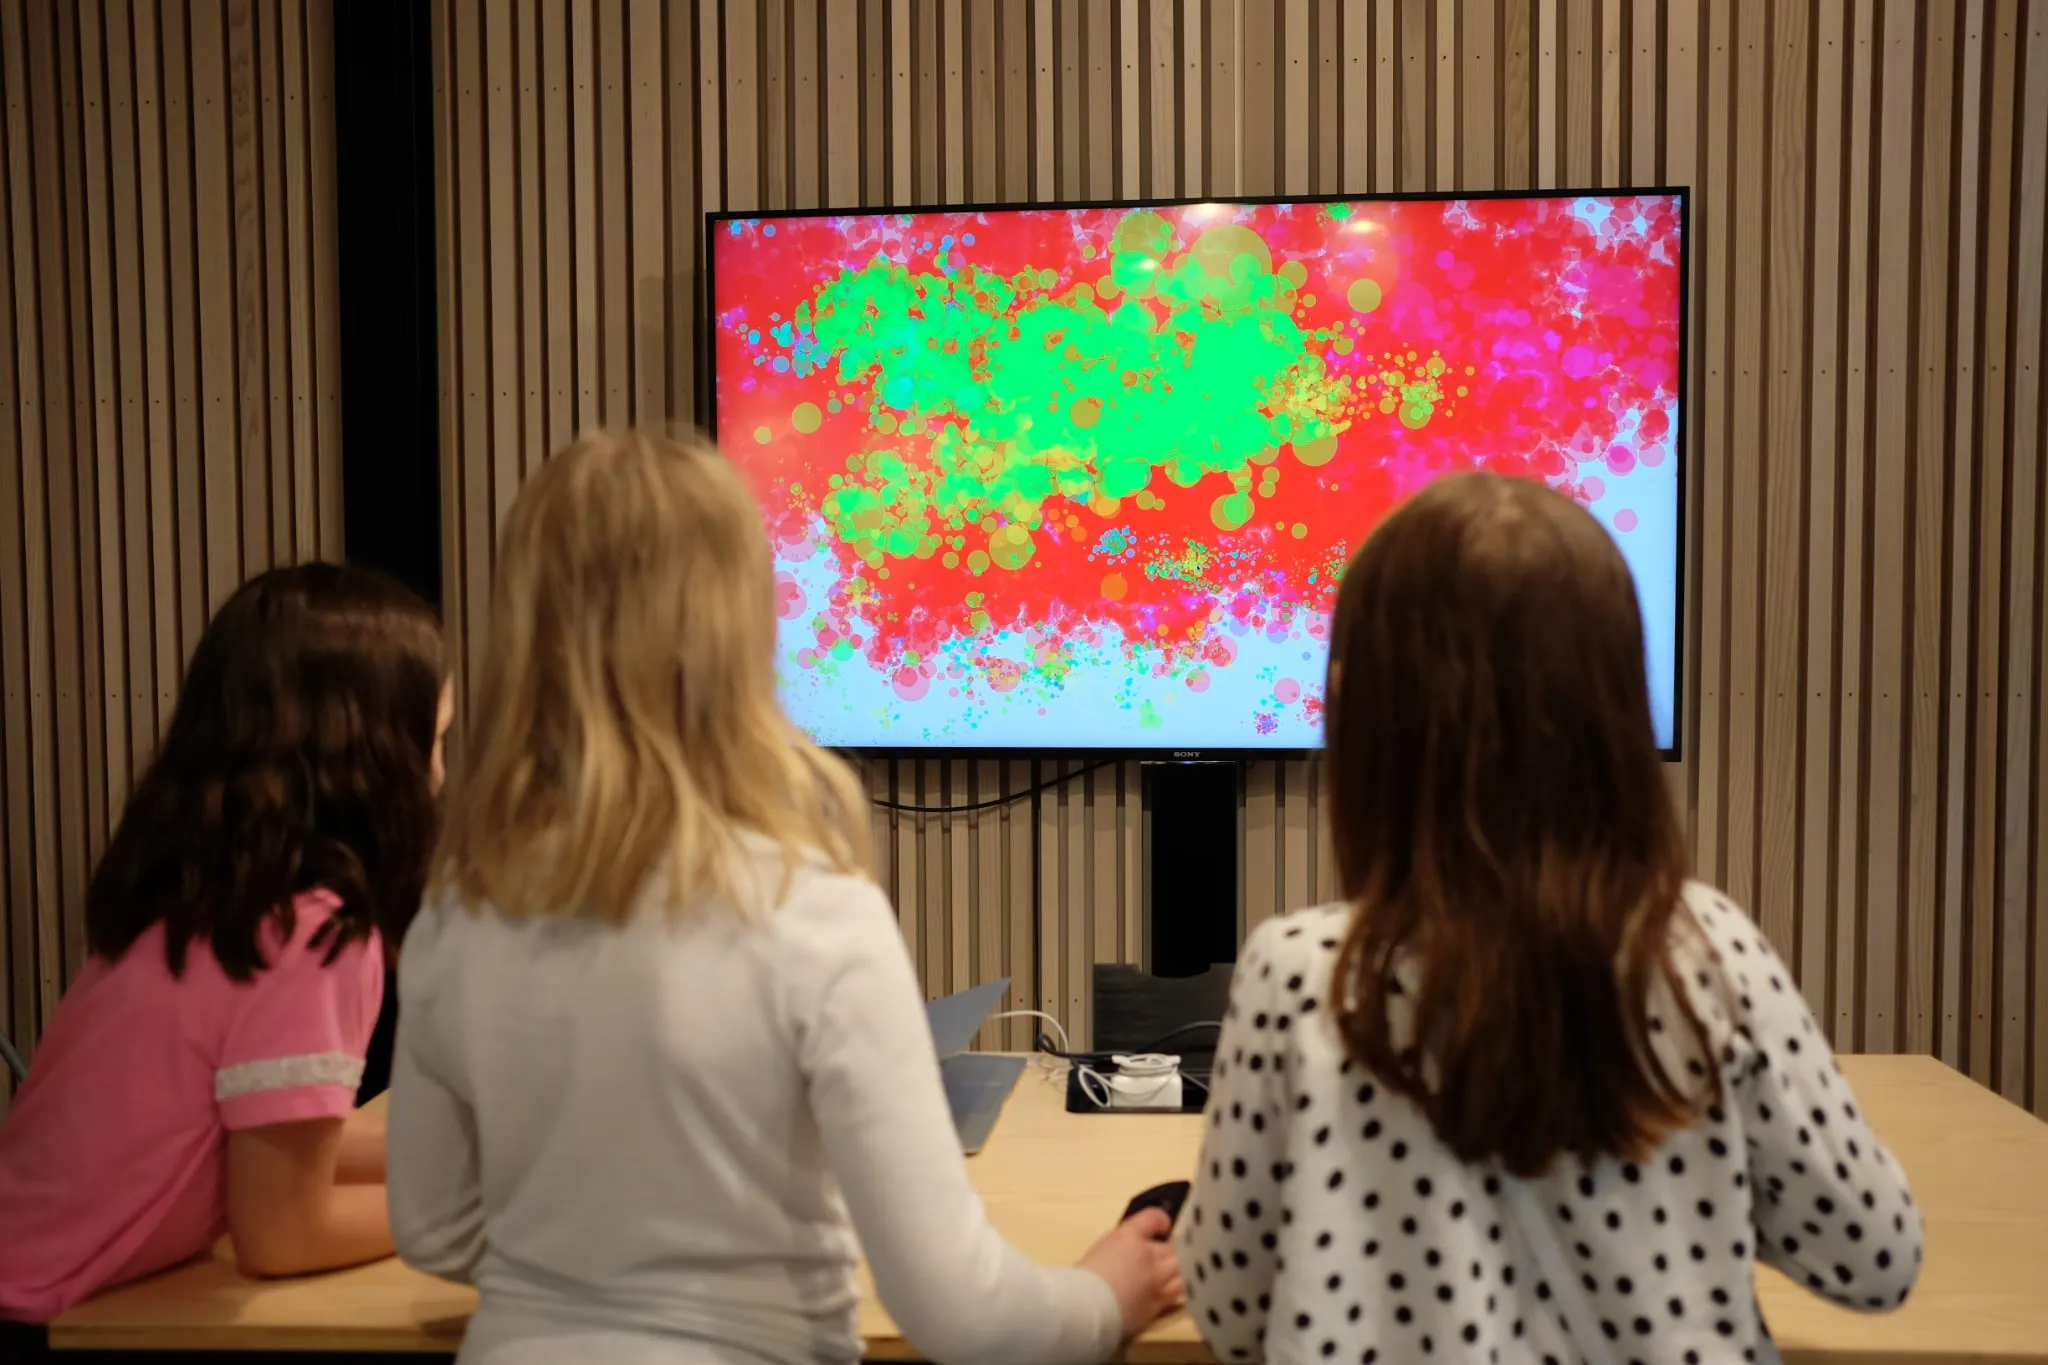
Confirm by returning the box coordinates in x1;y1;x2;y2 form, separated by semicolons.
985;1009;1075;1089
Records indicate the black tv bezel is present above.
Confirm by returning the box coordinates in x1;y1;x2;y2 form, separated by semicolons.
703;186;1691;764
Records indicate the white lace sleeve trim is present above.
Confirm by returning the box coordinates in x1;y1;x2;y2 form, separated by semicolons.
215;1051;365;1102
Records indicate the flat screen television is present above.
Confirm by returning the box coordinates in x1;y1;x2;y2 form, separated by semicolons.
709;191;1686;757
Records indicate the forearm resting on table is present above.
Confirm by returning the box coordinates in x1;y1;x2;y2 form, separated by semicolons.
227;1117;396;1278
335;1105;388;1184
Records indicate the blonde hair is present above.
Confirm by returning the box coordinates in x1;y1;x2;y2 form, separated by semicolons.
435;428;869;923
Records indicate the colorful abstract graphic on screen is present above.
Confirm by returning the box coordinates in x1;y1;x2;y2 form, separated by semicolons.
712;195;1682;750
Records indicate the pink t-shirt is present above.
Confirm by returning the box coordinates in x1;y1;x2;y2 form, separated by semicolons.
0;890;382;1323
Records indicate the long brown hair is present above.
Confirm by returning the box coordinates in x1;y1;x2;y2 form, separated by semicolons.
433;429;868;925
1328;473;1713;1177
86;563;446;980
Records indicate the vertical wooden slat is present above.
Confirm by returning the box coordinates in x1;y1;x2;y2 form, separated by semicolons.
1597;0;1620;184
968;1;997;204
1691;0;1731;883
280;0;316;555
1833;0;1878;1047
541;0;573;448
304;0;340;557
825;0;859;207
941;0;964;203
725;0;761;212
760;0;786;209
1461;0;1495;190
1799;0;1847;1012
453;0;492;705
1628;0;1657;184
1280;759;1310;915
1000;0;1030;202
697;0;723;215
1373;0;1395;191
1862;0;1918;1053
667;0;694;424
1341;0;1368;192
1501;0;1531;188
1243;760;1277;935
1029;0;1051;201
431;1;466;697
1433;0;1454;187
1279;0;1308;196
103;2;156;782
1396;0;1428;190
1118;0;1141;202
1756;0;1810;963
1562;0;1593;184
1005;759;1034;1042
1728;0;1769;917
1311;0;1335;193
948;763;971;1000
1535;0;1557;187
51;0;102;988
1181;0;1203;196
1207;0;1236;196
1241;0;1274;197
861;0;885;206
627;0;664;419
1940;0;1987;1070
486;0;522;517
1905;0;1957;1058
255;0;293;562
1149;0;1177;199
2012;0;2048;1106
162;0;208;661
77;0;135;836
1054;0;1079;200
791;0;819;209
129;0;181;725
1968;0;2017;1087
1089;765;1119;970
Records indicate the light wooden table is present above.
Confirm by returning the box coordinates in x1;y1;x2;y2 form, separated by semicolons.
50;1055;2048;1362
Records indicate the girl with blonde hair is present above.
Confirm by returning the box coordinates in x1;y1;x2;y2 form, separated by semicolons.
388;429;1180;1365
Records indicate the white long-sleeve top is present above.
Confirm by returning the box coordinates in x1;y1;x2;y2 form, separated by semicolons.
387;840;1121;1365
1178;883;1923;1364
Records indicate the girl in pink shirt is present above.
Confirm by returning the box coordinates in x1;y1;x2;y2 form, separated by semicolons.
0;563;452;1331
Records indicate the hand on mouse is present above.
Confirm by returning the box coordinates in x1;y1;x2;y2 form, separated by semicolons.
1078;1206;1187;1339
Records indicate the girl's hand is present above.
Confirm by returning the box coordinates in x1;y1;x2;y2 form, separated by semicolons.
1078;1207;1188;1339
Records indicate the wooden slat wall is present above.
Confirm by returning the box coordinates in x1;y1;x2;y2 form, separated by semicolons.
430;0;2048;1105
0;0;343;1110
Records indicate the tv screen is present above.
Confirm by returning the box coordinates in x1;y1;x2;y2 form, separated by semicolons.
710;193;1684;755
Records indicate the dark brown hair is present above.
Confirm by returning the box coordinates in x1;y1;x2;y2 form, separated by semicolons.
86;563;446;981
1328;473;1714;1177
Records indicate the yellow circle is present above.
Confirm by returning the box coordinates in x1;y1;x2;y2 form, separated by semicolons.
1293;435;1338;467
753;425;773;444
791;401;823;434
1347;278;1383;313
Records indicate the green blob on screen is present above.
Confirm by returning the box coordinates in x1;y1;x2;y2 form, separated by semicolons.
804;219;1351;566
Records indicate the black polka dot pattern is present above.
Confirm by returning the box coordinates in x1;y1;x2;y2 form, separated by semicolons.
1176;888;1923;1364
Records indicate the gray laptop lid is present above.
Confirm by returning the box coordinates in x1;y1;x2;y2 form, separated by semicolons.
925;979;1011;1060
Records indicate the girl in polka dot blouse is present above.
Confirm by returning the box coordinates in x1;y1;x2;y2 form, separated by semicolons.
1178;475;1922;1365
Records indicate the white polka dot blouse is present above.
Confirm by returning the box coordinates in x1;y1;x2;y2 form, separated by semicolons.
1176;883;1923;1365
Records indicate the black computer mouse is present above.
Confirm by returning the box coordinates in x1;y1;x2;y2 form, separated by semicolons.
1122;1180;1192;1232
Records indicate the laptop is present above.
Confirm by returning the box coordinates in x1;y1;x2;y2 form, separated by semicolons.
926;979;1028;1155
